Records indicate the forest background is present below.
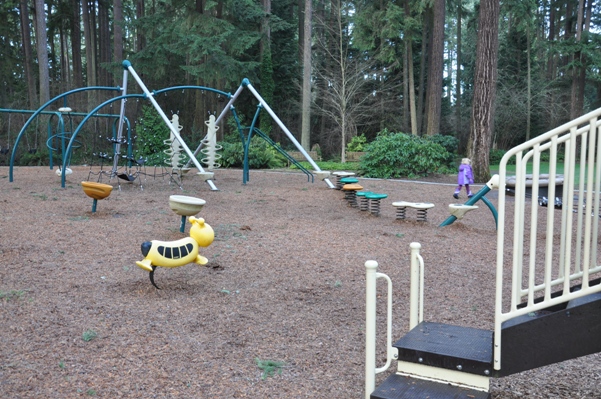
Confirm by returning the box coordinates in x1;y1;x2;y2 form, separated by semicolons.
1;0;601;181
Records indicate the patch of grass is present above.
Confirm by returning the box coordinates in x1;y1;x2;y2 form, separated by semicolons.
255;358;285;380
86;389;97;396
82;330;98;342
291;160;361;173
58;361;66;369
334;280;342;288
32;193;47;200
0;289;27;301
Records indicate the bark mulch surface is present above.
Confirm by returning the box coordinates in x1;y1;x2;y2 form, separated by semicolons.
1;166;600;398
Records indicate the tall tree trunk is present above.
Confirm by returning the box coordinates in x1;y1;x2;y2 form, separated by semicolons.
402;49;409;133
546;1;557;129
98;1;111;87
526;27;531;141
71;0;84;89
406;40;417;136
417;12;428;135
455;1;462;146
300;0;312;151
298;0;304;72
316;0;327;147
259;0;273;135
468;0;500;182
401;0;410;134
19;0;38;109
82;0;97;109
60;26;70;92
425;0;444;136
570;0;585;119
113;0;123;85
34;0;50;108
136;0;146;52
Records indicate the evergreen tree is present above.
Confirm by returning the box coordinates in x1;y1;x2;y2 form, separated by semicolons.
259;46;275;135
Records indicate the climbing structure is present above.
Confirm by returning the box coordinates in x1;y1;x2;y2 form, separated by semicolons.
365;105;601;398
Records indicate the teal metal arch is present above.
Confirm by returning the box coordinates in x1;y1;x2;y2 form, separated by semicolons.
2;107;125;172
61;93;147;187
9;86;122;182
152;85;231;99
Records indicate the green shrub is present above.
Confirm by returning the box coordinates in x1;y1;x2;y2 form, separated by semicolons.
489;149;507;165
18;150;59;166
425;134;459;155
219;137;286;169
133;105;170;166
359;131;454;178
346;134;367;152
490;149;518;165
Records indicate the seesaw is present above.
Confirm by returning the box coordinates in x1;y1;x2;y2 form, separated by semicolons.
439;175;499;228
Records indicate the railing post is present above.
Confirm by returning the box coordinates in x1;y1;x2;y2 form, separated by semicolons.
409;242;422;329
365;260;378;399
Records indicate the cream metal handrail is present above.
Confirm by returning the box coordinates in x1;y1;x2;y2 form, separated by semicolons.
365;243;425;398
364;261;394;399
409;242;425;329
494;108;601;371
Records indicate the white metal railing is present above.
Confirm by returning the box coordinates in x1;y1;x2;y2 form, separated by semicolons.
494;107;601;370
365;242;424;398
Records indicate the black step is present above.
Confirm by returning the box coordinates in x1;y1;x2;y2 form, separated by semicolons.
394;322;493;376
371;373;490;399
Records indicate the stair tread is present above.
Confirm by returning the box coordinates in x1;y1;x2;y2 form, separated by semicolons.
394;322;492;364
371;373;490;399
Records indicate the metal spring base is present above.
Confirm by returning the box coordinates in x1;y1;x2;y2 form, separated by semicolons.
394;206;429;221
396;207;407;219
370;199;381;216
346;191;358;207
360;197;370;211
336;177;344;190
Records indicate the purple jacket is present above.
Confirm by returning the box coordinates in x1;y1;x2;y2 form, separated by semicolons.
457;164;474;185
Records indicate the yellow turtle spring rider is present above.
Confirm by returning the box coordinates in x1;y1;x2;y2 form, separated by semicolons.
136;216;214;289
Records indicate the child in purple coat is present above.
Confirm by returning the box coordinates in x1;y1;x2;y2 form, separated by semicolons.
454;158;474;199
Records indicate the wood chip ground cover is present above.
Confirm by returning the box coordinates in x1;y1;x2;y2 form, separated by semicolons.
1;166;600;398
